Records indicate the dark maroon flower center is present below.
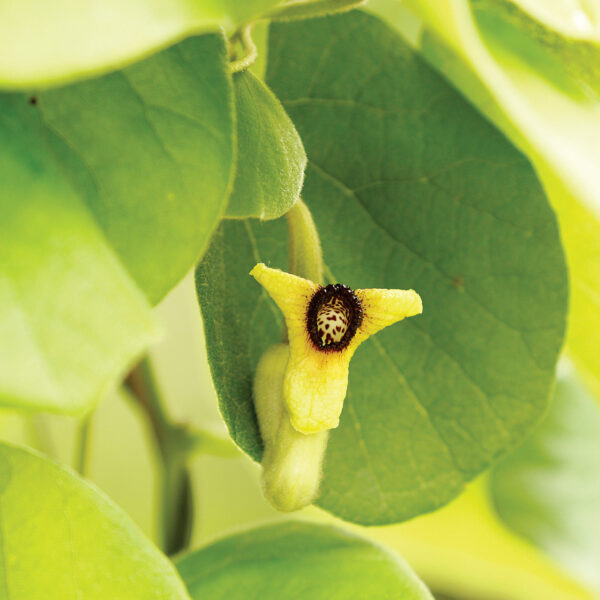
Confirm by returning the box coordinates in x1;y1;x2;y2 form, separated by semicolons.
306;284;362;352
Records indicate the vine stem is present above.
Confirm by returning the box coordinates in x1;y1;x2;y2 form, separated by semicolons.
228;0;365;73
75;415;92;476
124;357;238;555
124;358;191;555
229;23;258;74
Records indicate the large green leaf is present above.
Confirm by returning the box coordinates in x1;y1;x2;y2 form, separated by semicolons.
195;218;286;459
381;0;600;398
226;71;306;219
36;34;234;304
0;442;190;599
176;521;433;599
0;0;284;89
490;371;600;593
196;12;568;524
0;34;233;412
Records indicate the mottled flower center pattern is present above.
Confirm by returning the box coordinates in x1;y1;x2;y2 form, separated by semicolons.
306;284;362;352
316;298;349;345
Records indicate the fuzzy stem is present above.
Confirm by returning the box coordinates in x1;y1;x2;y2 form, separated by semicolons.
286;198;324;284
229;24;258;73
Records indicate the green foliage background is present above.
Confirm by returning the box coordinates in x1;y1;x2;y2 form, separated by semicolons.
0;0;599;598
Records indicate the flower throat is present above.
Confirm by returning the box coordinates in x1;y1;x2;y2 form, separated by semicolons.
306;284;363;352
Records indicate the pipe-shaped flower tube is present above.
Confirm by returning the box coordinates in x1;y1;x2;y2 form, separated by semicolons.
253;343;328;512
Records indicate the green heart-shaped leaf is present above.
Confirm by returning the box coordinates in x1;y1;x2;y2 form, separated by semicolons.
490;371;600;594
196;12;568;524
176;521;432;599
36;34;234;304
386;0;600;400
0;442;190;599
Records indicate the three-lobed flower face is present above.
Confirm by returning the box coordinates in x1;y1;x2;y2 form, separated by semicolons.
250;263;423;435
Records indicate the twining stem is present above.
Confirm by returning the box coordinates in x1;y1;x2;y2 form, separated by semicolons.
75;415;92;476
125;358;169;448
229;0;365;73
286;198;324;284
29;415;55;460
125;357;191;555
124;357;237;555
264;0;367;21
229;23;258;74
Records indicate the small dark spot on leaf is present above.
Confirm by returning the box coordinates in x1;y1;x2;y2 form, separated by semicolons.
28;96;38;106
451;276;464;289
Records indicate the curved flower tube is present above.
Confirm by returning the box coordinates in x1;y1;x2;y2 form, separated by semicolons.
250;263;423;434
254;343;328;512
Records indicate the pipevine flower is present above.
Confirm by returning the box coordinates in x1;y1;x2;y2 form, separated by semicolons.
250;263;423;435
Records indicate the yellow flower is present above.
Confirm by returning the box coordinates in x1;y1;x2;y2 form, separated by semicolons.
250;263;423;435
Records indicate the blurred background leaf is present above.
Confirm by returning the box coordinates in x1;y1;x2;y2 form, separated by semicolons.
0;97;159;413
490;368;600;594
491;0;600;41
0;0;285;88
176;521;433;599
0;443;190;599
367;477;596;600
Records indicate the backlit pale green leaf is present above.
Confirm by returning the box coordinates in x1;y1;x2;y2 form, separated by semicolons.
196;12;568;524
36;34;234;304
0;0;284;89
226;70;306;219
484;0;600;45
471;0;600;97
490;370;600;593
0;442;190;599
0;98;158;412
176;521;433;599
